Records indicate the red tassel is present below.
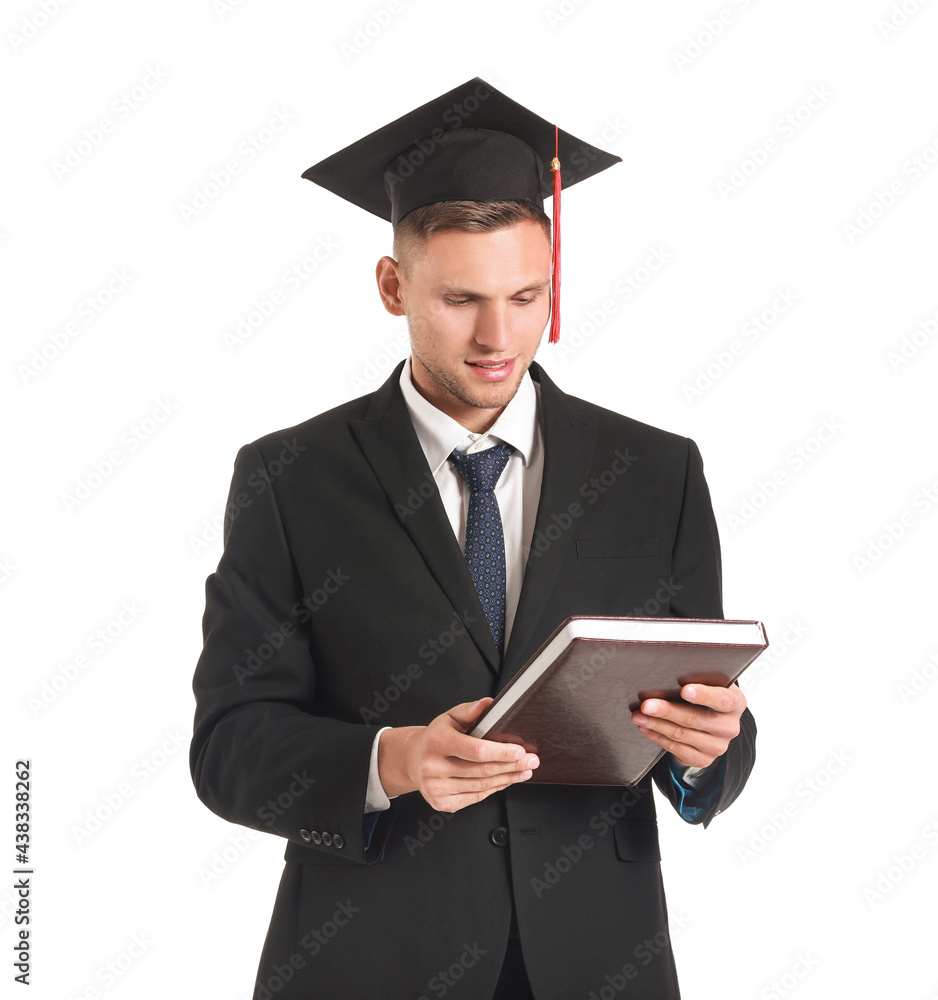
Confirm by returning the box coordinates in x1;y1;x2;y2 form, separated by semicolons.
549;124;561;344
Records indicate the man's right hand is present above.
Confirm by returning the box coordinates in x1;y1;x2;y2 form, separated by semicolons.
377;698;539;813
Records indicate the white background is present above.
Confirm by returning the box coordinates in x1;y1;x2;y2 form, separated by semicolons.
3;1;938;997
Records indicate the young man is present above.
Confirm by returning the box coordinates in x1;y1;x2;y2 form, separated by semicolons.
190;79;755;1000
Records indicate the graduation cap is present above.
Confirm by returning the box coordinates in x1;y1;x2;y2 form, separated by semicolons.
302;78;622;343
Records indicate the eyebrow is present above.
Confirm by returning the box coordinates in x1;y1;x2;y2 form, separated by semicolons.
439;280;550;296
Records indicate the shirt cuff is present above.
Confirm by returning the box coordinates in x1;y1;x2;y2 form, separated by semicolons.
364;727;394;814
680;763;719;788
667;755;725;824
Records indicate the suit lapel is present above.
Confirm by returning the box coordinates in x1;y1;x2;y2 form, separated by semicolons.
350;363;502;674
502;364;598;685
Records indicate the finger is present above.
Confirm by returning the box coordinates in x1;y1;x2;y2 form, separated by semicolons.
680;683;746;713
433;753;540;780
634;698;716;733
427;769;535;812
635;718;727;759
445;765;536;792
634;702;739;742
419;731;539;777
430;714;531;765
445;698;496;728
635;726;715;768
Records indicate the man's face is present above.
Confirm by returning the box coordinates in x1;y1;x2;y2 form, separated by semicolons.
387;219;551;433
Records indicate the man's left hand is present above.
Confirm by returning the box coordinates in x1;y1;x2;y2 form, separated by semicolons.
631;683;746;769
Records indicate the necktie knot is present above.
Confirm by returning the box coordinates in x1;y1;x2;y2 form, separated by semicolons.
448;442;514;493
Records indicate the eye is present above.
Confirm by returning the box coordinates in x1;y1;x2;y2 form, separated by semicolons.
443;296;473;306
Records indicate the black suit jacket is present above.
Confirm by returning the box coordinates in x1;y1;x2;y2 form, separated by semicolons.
190;361;756;1000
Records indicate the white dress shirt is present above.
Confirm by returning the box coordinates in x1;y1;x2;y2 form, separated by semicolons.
364;359;543;812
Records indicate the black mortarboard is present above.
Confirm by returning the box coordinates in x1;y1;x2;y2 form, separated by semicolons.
302;78;622;342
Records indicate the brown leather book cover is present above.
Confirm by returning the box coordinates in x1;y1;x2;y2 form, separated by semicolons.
469;616;767;785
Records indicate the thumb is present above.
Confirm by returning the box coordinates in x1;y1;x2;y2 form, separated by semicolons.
447;697;494;729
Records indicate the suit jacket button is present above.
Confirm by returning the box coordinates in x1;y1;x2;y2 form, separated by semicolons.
322;832;333;846
299;829;312;843
311;831;323;845
333;834;344;849
490;826;509;847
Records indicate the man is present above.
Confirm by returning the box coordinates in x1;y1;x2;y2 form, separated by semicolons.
190;79;755;999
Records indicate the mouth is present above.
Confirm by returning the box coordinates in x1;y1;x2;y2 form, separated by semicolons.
466;357;516;382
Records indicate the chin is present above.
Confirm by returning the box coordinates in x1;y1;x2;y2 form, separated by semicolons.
467;385;521;412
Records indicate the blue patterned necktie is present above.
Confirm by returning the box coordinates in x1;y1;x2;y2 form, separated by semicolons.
448;442;515;657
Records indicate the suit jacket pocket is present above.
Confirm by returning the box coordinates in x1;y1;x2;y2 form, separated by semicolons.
576;535;660;559
613;820;661;862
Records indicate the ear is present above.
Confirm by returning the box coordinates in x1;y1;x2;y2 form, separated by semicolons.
375;256;406;316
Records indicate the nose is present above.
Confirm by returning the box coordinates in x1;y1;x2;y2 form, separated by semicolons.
475;303;510;352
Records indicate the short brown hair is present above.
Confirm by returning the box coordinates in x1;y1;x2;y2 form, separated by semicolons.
392;200;551;272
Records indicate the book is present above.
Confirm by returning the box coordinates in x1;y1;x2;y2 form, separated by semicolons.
469;615;768;786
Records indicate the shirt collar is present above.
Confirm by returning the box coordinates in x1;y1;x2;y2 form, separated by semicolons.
399;357;539;475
